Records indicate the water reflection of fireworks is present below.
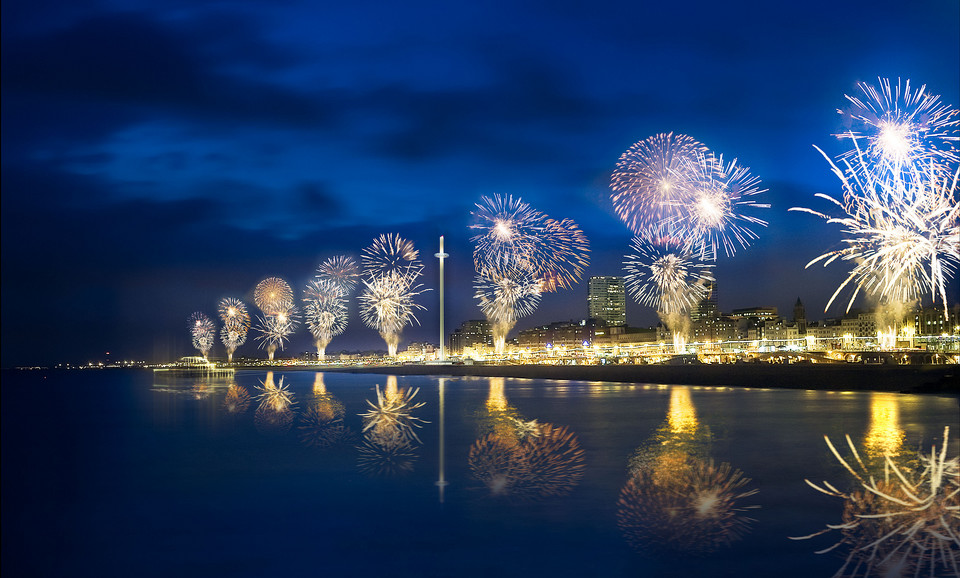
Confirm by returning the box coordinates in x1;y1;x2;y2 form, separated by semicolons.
223;384;251;414
791;427;959;577
298;396;351;449
357;433;418;477
468;422;585;500
254;374;296;434
617;457;759;555
360;384;428;443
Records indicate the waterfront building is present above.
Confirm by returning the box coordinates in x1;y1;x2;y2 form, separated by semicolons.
518;319;604;349
841;310;877;338
448;320;493;355
587;276;626;326
592;325;658;346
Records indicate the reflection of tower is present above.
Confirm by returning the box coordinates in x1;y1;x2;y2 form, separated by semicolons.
587;276;626;326
436;378;449;503
793;297;807;336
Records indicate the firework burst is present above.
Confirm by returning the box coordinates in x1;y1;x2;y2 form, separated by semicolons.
217;298;250;362
362;233;423;283
254;277;294;315
358;271;426;356
623;235;716;316
316;255;359;294
792;81;959;319
610;133;709;235
254;306;299;360
303;279;348;357
837;77;959;172
791;427;959;577
188;312;216;359
474;264;542;352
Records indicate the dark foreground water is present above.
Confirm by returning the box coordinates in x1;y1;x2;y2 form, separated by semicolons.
2;369;958;577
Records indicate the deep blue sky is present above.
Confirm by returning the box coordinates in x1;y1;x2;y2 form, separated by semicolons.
3;0;958;366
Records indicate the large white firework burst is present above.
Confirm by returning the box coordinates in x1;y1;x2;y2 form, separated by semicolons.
254;277;294;315
254;306;299;360
217;297;250;361
358;272;426;356
317;255;360;294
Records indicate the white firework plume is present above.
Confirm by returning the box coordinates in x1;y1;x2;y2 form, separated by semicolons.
362;233;423;285
474;264;542;354
254;306;299;360
358;272;426;356
188;312;216;358
217;298;250;362
303;279;349;357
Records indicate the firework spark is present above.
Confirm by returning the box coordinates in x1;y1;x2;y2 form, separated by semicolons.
790;427;959;577
217;298;250;362
254;277;294;315
303;279;348;357
188;312;216;359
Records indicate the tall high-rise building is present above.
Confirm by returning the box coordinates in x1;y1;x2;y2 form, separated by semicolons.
691;281;718;322
587;276;626;326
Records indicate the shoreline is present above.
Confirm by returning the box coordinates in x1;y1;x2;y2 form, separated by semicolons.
243;363;960;395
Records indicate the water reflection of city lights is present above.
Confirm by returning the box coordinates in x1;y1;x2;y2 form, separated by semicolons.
791;427;959;577
864;393;906;460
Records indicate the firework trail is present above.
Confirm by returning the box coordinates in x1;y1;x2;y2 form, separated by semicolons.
790;426;959;577
188;312;216;359
837;77;959;173
303;279;348;358
470;194;589;352
254;306;299;360
359;235;427;356
217;298;250;362
792;79;959;320
623;235;715;353
254;277;294;315
316;255;360;294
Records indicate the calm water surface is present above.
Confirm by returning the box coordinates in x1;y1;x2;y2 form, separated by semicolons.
2;369;957;577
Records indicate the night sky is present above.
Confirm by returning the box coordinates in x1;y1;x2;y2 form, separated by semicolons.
3;0;958;366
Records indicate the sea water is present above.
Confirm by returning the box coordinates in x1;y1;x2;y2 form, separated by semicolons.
2;369;957;577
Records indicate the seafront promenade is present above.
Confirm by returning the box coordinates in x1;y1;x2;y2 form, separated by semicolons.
318;362;959;394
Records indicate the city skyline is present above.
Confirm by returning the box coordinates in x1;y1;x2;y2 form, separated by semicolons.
3;0;958;366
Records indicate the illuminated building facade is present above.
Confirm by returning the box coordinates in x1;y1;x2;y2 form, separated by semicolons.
448;320;493;355
587;276;626;327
